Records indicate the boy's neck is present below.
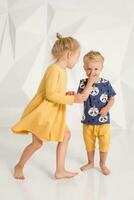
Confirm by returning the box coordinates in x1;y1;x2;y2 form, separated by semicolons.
87;76;101;83
95;77;101;83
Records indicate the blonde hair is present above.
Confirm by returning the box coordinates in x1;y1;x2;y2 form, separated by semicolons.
83;50;104;68
51;33;80;59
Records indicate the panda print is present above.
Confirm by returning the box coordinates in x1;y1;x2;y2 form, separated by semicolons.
98;116;108;123
80;79;86;89
100;93;108;103
101;78;108;83
79;77;116;125
95;78;108;84
88;106;99;117
90;86;99;96
82;114;85;121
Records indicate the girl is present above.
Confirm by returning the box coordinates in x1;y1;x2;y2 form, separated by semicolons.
11;33;87;180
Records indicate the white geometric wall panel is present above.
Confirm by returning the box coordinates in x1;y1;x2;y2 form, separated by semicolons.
0;0;134;130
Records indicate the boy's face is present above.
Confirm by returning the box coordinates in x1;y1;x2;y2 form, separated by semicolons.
84;60;103;80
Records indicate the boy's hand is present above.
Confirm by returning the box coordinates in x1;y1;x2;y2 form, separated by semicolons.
66;91;75;95
88;71;97;85
99;97;115;117
74;93;87;103
99;106;109;117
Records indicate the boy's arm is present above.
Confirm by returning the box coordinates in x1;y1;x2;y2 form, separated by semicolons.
100;80;116;117
105;96;115;110
80;80;93;98
78;72;96;99
99;96;115;117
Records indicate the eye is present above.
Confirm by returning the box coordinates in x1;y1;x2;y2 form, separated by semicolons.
95;68;98;71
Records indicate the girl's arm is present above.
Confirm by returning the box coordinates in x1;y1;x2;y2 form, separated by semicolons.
45;67;86;104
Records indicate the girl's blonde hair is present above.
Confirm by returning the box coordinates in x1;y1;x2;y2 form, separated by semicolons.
83;50;104;68
51;33;80;59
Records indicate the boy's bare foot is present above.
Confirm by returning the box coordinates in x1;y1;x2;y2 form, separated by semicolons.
54;170;78;179
100;165;110;175
80;163;94;171
14;164;25;179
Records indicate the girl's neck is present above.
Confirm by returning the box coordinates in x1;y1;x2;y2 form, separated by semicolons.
54;59;67;69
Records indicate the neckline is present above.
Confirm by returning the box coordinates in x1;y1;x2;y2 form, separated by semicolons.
94;77;101;84
53;63;66;70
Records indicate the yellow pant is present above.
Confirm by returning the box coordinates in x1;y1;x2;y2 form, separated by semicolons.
83;124;110;152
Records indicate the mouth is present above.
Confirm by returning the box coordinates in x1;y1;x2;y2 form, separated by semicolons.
88;74;97;77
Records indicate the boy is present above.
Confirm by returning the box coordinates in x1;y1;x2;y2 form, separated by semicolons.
78;51;116;175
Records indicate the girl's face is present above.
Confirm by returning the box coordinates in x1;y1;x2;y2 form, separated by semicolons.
66;48;80;69
84;61;103;79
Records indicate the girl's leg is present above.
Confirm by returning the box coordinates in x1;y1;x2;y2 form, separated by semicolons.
80;151;94;171
55;130;78;179
14;135;43;179
99;152;110;175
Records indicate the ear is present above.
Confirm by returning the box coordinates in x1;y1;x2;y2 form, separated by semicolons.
66;51;72;59
101;65;104;71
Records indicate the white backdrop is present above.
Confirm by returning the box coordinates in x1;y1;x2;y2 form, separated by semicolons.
0;0;134;131
1;1;134;200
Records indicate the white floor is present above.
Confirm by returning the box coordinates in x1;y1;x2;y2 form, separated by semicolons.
0;127;134;200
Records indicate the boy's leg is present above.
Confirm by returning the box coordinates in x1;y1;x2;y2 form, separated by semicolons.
80;151;95;171
99;152;110;175
14;134;43;179
80;124;96;171
99;124;110;175
55;127;78;179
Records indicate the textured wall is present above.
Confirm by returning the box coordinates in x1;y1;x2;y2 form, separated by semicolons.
0;0;134;130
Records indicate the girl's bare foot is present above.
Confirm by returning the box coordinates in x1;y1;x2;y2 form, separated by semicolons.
54;170;78;179
100;165;110;175
14;164;25;180
80;163;94;171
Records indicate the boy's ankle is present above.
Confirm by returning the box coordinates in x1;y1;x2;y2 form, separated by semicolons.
99;162;106;167
88;161;94;166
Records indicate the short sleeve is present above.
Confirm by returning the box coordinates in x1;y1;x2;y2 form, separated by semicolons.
77;79;87;93
107;81;116;98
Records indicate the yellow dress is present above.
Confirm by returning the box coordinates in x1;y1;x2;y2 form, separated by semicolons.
11;64;74;142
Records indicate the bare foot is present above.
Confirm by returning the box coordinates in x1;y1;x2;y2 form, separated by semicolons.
54;170;78;179
14;164;25;180
100;165;110;175
80;163;94;171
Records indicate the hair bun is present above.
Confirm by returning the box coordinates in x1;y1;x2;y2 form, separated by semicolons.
56;33;62;40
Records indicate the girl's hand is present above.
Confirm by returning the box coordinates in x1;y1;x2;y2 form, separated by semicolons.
99;107;109;117
74;93;87;103
66;91;75;95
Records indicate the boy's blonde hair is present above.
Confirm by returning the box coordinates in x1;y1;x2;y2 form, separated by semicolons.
51;33;80;59
83;50;104;68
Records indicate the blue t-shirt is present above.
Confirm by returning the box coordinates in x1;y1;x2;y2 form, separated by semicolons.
77;78;116;125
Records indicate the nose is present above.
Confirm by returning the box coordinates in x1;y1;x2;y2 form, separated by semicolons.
91;70;96;76
90;69;95;74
